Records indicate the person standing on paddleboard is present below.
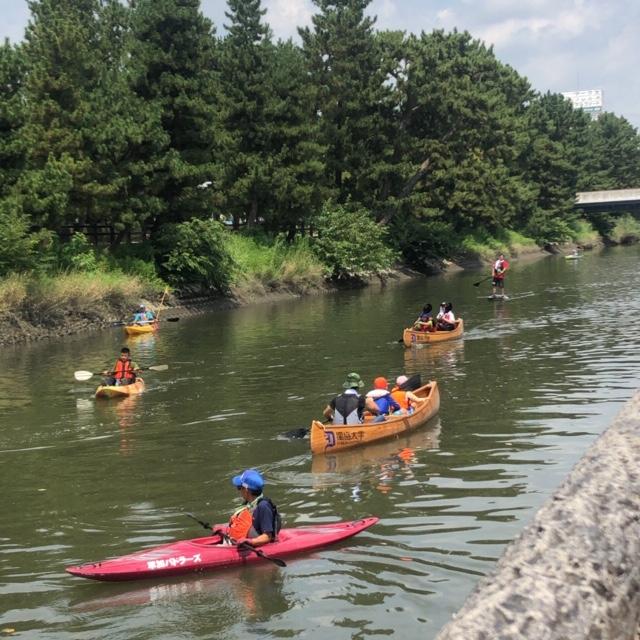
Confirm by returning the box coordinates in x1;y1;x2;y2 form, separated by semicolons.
492;254;509;298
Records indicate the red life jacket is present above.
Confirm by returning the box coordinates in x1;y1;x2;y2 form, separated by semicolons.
113;358;135;381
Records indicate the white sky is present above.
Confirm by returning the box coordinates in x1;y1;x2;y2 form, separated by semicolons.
2;0;639;129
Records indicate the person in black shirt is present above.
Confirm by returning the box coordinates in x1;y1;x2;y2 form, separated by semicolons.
323;372;379;424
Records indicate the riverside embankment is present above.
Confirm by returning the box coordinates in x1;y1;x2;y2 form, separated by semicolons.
434;389;640;640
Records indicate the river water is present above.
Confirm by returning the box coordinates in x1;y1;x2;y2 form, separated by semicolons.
1;246;639;639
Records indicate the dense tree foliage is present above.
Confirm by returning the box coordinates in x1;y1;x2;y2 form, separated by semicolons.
0;0;638;283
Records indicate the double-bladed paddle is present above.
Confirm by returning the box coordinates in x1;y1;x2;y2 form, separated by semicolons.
185;512;286;567
73;364;168;381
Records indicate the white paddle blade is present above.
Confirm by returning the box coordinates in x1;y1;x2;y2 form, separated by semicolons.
148;364;168;372
74;370;94;381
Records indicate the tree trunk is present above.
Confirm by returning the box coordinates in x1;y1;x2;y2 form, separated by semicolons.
247;198;258;227
377;158;432;225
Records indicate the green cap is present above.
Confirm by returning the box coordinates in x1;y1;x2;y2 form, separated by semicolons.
343;372;364;389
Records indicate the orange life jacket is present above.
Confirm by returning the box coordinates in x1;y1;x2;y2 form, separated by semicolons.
227;496;281;541
113;358;135;381
228;505;255;540
390;387;410;411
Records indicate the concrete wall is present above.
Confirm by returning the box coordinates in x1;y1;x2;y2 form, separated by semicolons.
435;391;640;640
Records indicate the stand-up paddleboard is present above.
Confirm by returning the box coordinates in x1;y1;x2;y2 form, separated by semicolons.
481;292;535;301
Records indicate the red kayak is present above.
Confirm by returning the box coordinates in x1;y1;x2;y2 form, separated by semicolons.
66;517;378;581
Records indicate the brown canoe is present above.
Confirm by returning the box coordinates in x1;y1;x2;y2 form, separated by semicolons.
402;319;464;347
310;381;440;455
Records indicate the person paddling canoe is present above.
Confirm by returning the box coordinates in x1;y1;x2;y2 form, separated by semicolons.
102;347;141;386
390;375;425;413
225;469;280;548
323;372;380;425
492;254;509;297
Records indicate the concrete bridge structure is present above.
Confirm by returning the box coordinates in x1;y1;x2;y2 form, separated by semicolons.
576;188;640;214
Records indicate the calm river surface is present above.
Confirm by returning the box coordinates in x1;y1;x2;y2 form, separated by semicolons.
1;246;640;639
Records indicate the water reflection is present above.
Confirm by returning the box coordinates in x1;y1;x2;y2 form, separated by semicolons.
402;341;465;378
93;394;141;456
311;418;441;494
70;561;288;623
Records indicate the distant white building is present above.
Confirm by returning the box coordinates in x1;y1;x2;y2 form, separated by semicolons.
561;89;603;120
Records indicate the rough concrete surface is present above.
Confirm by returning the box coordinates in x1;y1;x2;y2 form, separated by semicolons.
435;391;640;640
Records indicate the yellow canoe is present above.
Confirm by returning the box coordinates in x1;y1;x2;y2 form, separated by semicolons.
310;381;440;455
95;377;145;399
402;319;464;347
123;323;157;336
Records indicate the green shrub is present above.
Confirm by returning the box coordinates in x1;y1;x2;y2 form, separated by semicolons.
0;199;42;275
569;219;600;245
155;219;234;292
609;214;640;244
391;217;455;272
226;232;324;289
312;203;397;280
58;232;99;272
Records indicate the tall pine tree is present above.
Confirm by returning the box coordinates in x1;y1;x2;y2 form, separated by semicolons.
300;0;393;209
220;0;273;227
130;0;225;229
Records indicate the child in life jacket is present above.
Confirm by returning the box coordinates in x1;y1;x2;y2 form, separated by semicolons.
102;347;140;386
225;469;280;547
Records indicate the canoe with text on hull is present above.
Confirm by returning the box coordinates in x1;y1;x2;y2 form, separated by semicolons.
65;517;379;581
310;381;440;455
95;377;145;399
124;322;158;336
402;319;464;347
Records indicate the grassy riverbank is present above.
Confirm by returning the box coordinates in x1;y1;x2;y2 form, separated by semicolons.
0;218;635;347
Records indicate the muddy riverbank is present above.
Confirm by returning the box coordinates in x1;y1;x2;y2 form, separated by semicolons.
0;247;555;348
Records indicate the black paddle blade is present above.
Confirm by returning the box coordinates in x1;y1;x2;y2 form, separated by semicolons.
400;373;421;391
282;427;310;439
239;543;287;567
258;550;287;567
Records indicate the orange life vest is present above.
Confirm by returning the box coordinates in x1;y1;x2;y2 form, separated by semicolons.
113;358;135;381
227;496;281;541
390;387;410;411
228;505;255;540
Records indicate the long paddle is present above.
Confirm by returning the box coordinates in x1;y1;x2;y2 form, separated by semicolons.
74;364;168;381
473;274;493;287
155;287;170;322
185;513;286;567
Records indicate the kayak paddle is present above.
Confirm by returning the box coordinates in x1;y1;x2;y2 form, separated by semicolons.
186;513;287;567
238;541;287;567
74;364;169;381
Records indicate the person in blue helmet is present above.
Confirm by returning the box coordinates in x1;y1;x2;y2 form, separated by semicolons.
226;469;280;547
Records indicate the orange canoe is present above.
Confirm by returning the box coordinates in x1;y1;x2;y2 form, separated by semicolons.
95;378;145;399
402;319;464;347
310;381;440;454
